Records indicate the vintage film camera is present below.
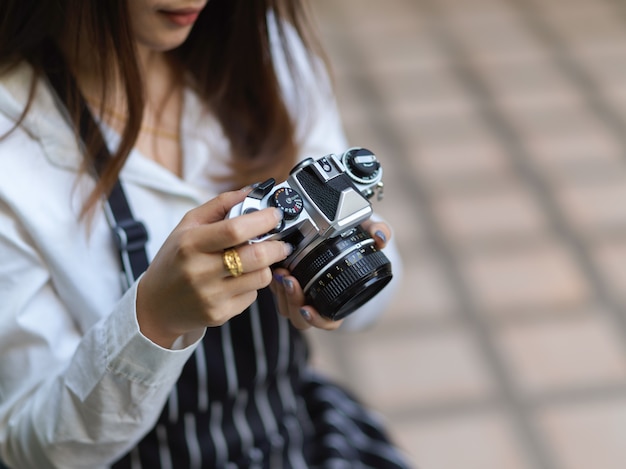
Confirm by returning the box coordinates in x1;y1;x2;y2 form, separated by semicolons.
228;148;393;320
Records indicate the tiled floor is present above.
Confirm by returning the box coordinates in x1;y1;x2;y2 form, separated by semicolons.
306;1;626;468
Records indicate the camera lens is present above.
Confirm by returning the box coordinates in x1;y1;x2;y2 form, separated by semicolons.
290;225;393;321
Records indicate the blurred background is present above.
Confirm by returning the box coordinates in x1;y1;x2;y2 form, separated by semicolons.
306;0;626;468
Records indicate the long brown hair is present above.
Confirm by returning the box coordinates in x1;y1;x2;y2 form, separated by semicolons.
0;0;324;213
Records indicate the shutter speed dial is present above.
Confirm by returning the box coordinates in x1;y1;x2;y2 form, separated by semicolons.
270;187;304;220
343;147;380;182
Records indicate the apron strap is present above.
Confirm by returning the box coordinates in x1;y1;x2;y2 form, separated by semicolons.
42;43;149;287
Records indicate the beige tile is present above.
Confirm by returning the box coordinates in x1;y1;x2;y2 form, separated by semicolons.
461;242;591;315
567;38;626;67
554;177;626;235
390;412;533;469
441;10;551;66
566;38;626;63
496;312;626;395
332;76;381;125
595;86;626;124
592;240;626;304
472;60;583;112
507;107;608;141
538;398;626;469
438;1;519;29
537;5;626;47
432;184;548;246
494;87;585;117
464;40;553;68
445;11;542;56
386;256;458;322
321;18;449;74
358;35;452;77
407;137;514;185
523;0;606;12
574;54;626;90
435;0;506;9
337;327;496;412
398;112;497;149
521;126;621;173
313;0;424;32
374;192;424;251
521;126;623;179
367;68;477;121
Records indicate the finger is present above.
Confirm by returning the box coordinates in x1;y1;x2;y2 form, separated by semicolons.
221;241;293;278
278;273;344;330
204;290;259;327
279;274;311;330
189;207;283;252
224;267;275;297
183;189;253;226
365;221;392;249
271;269;291;318
299;306;344;331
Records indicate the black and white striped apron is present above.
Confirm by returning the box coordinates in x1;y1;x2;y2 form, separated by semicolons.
111;288;412;468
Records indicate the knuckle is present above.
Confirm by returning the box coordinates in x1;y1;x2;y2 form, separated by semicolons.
257;267;273;287
251;243;271;266
247;290;259;304
222;221;246;243
215;191;233;206
176;232;197;259
178;266;196;286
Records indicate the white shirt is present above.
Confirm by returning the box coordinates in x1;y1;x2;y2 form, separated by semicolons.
0;44;401;468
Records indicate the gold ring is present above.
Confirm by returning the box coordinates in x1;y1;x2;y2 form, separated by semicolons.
223;248;243;277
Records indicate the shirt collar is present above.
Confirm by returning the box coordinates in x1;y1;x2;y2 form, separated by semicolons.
0;63;229;203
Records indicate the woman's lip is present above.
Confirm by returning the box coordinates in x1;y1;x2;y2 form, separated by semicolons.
159;8;201;27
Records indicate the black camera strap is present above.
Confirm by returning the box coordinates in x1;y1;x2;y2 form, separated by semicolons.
42;44;149;288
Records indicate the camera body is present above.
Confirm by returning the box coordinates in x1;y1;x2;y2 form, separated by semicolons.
228;147;392;320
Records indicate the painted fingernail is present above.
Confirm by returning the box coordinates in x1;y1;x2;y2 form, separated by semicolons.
283;278;294;294
273;273;284;283
241;181;261;192
300;308;312;322
273;208;284;221
283;242;294;257
374;230;387;244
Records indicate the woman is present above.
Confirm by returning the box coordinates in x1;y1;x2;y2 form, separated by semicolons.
0;0;409;467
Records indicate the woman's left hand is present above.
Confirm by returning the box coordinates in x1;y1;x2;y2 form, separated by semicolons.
269;219;392;330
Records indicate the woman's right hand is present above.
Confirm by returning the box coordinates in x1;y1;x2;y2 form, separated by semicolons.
136;189;292;348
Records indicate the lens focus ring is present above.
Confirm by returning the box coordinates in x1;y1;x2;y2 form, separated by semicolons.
291;228;371;287
306;249;392;320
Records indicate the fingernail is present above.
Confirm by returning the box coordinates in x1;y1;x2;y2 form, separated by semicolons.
283;242;294;257
283;278;294;294
273;208;284;221
241;181;261;192
300;308;312;322
273;273;284;283
374;230;387;244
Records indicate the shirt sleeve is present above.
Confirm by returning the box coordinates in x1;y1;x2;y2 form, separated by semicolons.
0;204;202;468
